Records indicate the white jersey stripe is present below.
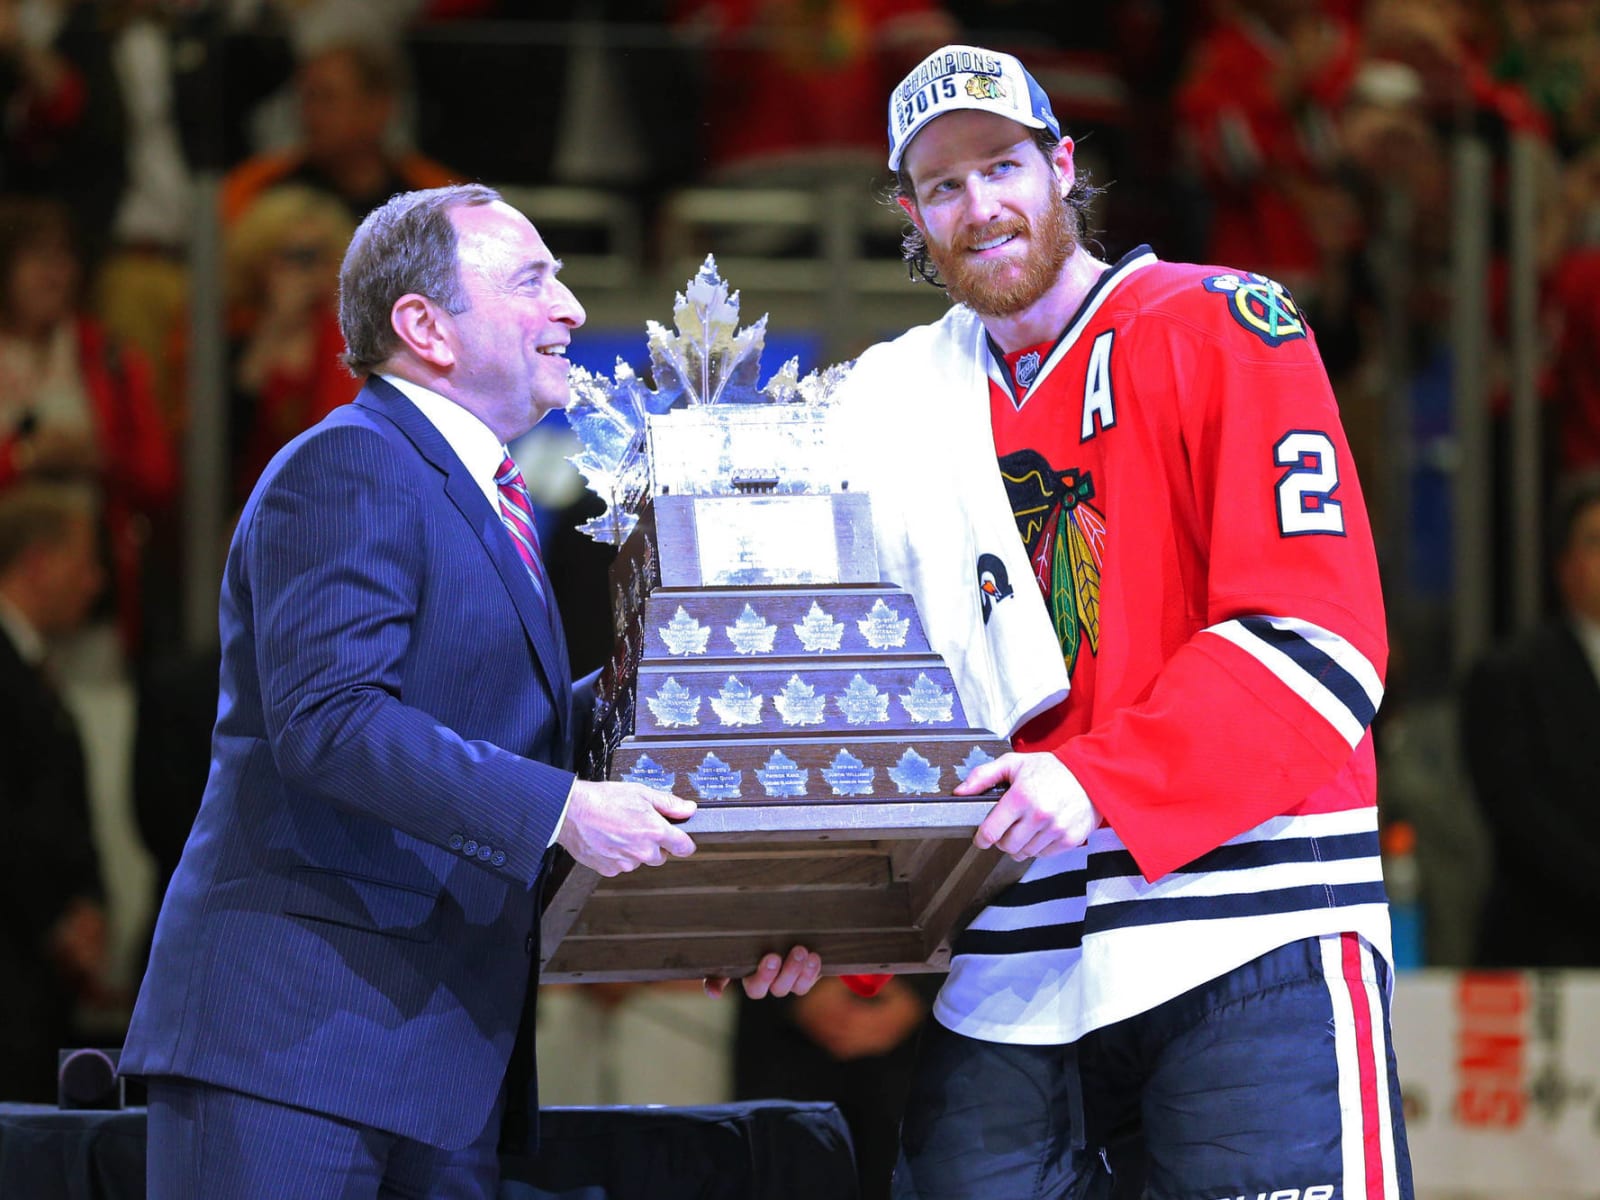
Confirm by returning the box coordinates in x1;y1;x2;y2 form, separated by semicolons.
1220;807;1379;844
1236;614;1380;731
1321;933;1369;1195
1038;805;1379;868
1206;617;1376;747
965;895;1088;932
1360;940;1402;1199
1087;854;1382;904
1321;932;1404;1198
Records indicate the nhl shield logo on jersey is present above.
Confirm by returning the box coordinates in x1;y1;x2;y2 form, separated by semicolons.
1202;272;1307;347
997;449;1105;673
977;552;1014;624
1014;349;1042;391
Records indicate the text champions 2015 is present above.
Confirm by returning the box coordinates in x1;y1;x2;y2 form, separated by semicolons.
893;49;1005;136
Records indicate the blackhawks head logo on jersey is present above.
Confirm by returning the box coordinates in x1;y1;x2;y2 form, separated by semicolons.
997;448;1105;673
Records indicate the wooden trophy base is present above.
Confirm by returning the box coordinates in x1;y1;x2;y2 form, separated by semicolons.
541;490;1022;982
539;800;1026;983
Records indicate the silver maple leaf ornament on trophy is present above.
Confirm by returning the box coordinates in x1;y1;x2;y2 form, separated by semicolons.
542;257;1018;985
564;255;854;548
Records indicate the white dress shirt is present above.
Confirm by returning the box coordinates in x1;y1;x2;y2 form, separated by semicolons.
381;374;507;511
0;594;45;666
1573;612;1600;688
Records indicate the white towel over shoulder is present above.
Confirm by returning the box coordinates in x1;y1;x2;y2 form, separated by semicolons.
831;306;1069;737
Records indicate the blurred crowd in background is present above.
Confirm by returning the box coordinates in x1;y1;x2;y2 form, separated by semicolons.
1;1;1599;1196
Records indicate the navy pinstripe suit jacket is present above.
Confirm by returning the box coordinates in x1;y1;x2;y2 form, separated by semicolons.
122;376;576;1150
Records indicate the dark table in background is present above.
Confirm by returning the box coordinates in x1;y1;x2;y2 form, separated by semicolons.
0;1099;859;1200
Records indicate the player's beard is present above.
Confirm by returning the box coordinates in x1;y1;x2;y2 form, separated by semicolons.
926;194;1076;318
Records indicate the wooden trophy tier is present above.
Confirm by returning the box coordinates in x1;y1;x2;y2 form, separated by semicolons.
540;492;1019;984
590;580;1012;803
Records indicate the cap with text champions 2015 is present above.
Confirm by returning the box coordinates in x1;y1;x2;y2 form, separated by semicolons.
887;45;1061;172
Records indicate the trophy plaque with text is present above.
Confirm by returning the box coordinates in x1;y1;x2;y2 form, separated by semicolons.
540;258;1019;983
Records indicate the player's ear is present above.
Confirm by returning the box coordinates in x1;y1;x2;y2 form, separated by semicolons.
896;194;925;234
1052;136;1076;200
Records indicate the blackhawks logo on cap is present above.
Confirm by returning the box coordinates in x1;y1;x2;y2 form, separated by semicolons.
964;74;1006;102
886;44;1059;170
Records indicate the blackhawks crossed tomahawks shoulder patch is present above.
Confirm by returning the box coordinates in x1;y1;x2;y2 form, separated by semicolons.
1201;272;1307;348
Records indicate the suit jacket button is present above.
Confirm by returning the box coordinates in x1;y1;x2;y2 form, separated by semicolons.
463;839;479;856
476;845;492;862
524;933;535;955
448;834;464;850
491;851;506;867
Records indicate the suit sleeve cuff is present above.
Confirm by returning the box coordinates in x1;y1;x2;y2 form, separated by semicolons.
547;776;574;849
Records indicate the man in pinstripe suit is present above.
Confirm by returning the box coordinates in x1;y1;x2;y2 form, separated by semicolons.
121;185;821;1199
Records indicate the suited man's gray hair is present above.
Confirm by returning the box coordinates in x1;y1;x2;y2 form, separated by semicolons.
338;183;502;376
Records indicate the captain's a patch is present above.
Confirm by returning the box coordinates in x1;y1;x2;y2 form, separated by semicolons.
1202;272;1307;347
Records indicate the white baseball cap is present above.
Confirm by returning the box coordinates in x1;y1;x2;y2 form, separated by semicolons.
887;44;1061;172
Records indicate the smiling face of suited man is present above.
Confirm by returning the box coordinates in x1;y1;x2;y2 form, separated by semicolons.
434;200;587;444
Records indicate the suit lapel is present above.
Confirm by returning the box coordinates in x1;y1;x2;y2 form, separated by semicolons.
354;378;572;747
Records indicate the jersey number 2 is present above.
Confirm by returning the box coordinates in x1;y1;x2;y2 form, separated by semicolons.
1273;431;1345;536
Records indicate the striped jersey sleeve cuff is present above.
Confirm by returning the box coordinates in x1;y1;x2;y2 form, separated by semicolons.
1205;615;1383;748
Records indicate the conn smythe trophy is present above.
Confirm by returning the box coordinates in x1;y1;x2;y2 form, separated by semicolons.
539;258;1019;982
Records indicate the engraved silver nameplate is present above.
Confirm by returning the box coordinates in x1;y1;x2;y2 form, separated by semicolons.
658;606;711;656
710;676;764;726
836;675;889;725
899;673;955;724
756;750;809;798
726;604;778;654
795;602;846;653
858;598;910;649
822;750;876;797
773;674;827;726
888;749;941;795
645;678;701;727
621;754;675;791
689;753;742;800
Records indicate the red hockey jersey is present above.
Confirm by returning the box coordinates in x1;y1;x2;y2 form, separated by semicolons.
986;248;1387;882
855;248;1393;1043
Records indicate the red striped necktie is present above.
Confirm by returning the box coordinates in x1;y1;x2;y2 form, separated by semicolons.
494;453;550;610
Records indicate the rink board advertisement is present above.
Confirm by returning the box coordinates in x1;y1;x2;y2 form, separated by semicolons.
1393;969;1600;1196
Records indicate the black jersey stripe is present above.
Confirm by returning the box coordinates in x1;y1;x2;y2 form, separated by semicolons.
1084;830;1381;881
985;865;1089;907
1238;617;1378;730
1084;880;1388;935
983;831;1380;912
956;879;1387;957
955;922;1085;957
